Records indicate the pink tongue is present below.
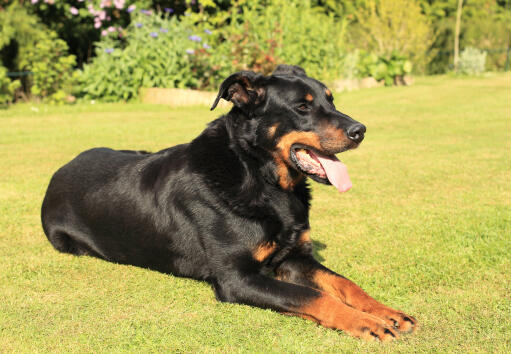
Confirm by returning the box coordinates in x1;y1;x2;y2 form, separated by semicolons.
311;152;352;193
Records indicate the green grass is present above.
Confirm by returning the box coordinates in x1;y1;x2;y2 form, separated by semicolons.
1;73;510;352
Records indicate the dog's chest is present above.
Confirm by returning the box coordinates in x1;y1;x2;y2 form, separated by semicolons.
254;225;310;273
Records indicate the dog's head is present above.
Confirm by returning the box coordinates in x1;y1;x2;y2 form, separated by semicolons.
211;65;366;192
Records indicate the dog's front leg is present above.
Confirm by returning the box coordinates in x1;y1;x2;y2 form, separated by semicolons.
211;272;398;341
275;255;418;334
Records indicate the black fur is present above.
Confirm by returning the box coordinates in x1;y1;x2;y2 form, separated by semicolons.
41;65;366;313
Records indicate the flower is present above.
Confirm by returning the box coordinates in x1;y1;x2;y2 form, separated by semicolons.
104;48;114;54
203;43;211;50
140;9;151;15
135;22;142;28
126;4;136;13
149;32;158;38
108;26;115;32
160;28;168;33
94;20;102;29
70;7;78;15
113;0;125;9
204;29;212;35
31;0;39;4
186;49;195;55
101;30;108;36
164;8;173;13
188;35;202;42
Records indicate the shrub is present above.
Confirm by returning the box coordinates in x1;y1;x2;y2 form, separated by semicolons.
340;51;360;80
457;47;487;75
213;0;348;83
0;2;76;103
357;51;413;86
26;0;153;66
0;66;20;107
350;0;434;73
75;12;208;101
462;1;511;71
20;32;76;104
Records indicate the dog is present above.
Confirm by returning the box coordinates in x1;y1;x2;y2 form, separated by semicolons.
41;65;417;341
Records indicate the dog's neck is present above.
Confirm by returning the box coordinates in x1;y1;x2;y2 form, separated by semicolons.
224;109;287;189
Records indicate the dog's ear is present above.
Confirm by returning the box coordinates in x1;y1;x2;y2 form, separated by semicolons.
211;71;266;111
272;65;307;77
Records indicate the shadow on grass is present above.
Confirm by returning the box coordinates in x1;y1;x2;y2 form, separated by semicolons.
312;240;326;262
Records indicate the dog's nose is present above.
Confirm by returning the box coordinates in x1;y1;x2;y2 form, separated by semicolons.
346;123;366;143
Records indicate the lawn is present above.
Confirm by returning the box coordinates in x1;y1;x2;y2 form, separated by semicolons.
1;74;510;352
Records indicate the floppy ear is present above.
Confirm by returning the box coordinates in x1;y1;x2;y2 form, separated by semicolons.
210;71;266;111
272;65;307;77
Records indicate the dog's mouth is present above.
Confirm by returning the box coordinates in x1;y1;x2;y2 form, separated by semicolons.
290;145;352;193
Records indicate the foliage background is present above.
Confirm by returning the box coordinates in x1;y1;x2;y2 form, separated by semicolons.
0;0;510;100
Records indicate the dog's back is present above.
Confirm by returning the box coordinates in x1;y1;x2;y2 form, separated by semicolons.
41;145;210;278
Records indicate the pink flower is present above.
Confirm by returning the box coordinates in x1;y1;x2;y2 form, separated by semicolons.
100;1;112;8
126;4;136;13
101;30;108;36
94;20;102;29
114;0;125;9
31;0;39;4
108;26;115;32
70;7;79;15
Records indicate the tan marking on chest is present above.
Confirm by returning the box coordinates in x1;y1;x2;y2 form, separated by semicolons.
298;230;312;245
253;242;277;262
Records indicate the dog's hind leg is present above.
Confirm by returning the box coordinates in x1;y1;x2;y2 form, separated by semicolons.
44;224;108;259
46;229;80;254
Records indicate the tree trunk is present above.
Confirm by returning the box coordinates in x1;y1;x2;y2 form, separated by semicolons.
454;0;464;72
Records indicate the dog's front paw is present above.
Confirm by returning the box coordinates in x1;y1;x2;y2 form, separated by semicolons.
346;314;399;342
369;306;418;334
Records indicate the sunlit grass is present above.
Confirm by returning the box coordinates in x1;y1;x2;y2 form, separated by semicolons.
1;73;510;352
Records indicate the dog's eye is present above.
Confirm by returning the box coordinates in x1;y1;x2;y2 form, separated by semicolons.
297;103;310;112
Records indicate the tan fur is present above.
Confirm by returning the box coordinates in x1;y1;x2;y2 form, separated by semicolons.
253;242;277;262
298;230;311;245
267;123;280;139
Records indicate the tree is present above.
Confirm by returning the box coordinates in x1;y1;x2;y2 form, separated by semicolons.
453;0;464;71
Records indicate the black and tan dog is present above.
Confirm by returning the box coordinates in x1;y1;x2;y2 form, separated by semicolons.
41;65;417;341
